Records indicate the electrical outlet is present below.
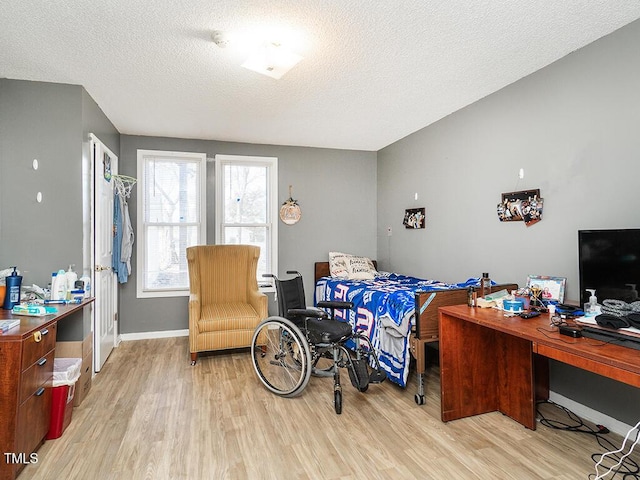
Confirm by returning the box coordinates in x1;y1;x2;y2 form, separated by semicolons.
387;227;392;236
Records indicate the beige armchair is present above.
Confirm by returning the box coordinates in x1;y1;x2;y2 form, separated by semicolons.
186;244;268;365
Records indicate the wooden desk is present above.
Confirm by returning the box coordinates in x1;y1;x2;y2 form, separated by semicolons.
0;300;93;480
438;305;640;430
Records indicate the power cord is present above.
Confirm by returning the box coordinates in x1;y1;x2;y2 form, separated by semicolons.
536;400;640;479
593;419;640;480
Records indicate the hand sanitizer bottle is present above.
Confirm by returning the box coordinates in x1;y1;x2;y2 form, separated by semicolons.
585;289;601;317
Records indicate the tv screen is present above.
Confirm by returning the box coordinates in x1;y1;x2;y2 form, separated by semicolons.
578;229;640;306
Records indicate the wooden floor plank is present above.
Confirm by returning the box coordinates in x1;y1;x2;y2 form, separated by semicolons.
19;337;639;479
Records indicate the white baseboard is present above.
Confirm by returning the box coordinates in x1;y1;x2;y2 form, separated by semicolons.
119;329;188;342
549;391;635;437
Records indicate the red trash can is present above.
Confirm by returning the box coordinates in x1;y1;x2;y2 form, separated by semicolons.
47;358;82;440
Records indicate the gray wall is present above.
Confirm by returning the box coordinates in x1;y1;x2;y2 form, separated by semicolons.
0;78;119;339
118;135;376;334
0;79;84;282
377;19;640;425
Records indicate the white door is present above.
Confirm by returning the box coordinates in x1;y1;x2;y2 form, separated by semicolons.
91;134;118;371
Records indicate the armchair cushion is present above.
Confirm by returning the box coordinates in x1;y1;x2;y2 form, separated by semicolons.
198;303;263;332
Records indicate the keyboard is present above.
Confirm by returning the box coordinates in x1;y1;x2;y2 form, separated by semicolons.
581;326;640;351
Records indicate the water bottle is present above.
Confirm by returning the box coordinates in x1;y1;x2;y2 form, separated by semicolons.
481;272;491;298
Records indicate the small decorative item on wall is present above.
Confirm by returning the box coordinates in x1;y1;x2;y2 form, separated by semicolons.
403;207;425;229
279;185;301;225
497;189;543;227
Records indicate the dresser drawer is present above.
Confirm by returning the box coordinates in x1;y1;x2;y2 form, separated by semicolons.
21;323;57;370
16;385;51;457
20;350;55;404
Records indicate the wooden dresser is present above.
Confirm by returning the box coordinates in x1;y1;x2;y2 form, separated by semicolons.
1;300;91;480
0;317;56;479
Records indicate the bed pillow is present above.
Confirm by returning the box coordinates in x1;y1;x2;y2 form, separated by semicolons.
328;252;349;278
345;255;377;280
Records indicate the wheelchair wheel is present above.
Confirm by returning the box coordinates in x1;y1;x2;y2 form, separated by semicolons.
251;316;312;398
334;388;342;414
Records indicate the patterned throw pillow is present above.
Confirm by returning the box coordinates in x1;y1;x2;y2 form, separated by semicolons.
328;252;349;278
328;252;377;279
345;255;377;280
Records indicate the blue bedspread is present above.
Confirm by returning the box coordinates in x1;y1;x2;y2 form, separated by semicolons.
314;273;481;387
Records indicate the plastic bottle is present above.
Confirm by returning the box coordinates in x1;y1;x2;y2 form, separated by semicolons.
467;287;475;307
51;269;67;301
3;267;22;309
80;275;91;299
64;265;78;299
585;289;602;317
481;272;491;298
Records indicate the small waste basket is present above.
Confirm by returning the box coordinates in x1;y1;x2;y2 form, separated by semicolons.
46;357;82;440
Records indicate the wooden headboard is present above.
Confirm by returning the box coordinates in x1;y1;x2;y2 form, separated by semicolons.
314;261;378;282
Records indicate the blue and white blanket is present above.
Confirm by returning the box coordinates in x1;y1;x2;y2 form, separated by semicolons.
314;273;481;387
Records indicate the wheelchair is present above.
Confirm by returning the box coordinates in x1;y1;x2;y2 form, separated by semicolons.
251;271;386;414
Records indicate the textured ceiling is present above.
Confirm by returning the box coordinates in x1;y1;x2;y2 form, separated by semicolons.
1;1;640;151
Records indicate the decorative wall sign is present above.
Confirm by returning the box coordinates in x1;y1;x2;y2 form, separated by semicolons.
279;185;301;225
497;189;543;227
403;207;425;229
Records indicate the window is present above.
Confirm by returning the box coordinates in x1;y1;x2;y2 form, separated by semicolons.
215;155;278;283
137;150;206;298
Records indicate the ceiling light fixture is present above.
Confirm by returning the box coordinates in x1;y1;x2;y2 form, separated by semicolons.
240;41;302;80
211;30;303;80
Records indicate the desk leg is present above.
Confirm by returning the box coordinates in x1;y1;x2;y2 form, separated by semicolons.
496;333;537;429
440;311;537;430
535;354;550;402
440;312;499;422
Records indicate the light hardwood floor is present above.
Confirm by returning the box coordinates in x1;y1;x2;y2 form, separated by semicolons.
20;337;637;480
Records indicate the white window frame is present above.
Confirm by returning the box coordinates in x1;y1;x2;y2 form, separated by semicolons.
214;154;278;289
136;149;207;298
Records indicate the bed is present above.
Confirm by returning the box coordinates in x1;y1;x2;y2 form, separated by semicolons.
314;261;518;404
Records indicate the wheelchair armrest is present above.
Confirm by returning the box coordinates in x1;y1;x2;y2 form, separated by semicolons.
287;308;328;319
317;300;354;310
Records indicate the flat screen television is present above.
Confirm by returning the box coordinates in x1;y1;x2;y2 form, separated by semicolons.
578;228;640;306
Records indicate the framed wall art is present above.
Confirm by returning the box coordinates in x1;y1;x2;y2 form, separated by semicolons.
403;207;425;229
497;189;543;227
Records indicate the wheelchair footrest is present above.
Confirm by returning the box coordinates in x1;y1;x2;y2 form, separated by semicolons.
369;368;387;384
348;359;370;392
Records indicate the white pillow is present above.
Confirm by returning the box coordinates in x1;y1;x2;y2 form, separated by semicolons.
345;255;377;280
328;252;349;278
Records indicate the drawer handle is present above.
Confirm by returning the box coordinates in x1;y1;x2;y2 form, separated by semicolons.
35;387;45;396
37;357;47;366
33;328;49;343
